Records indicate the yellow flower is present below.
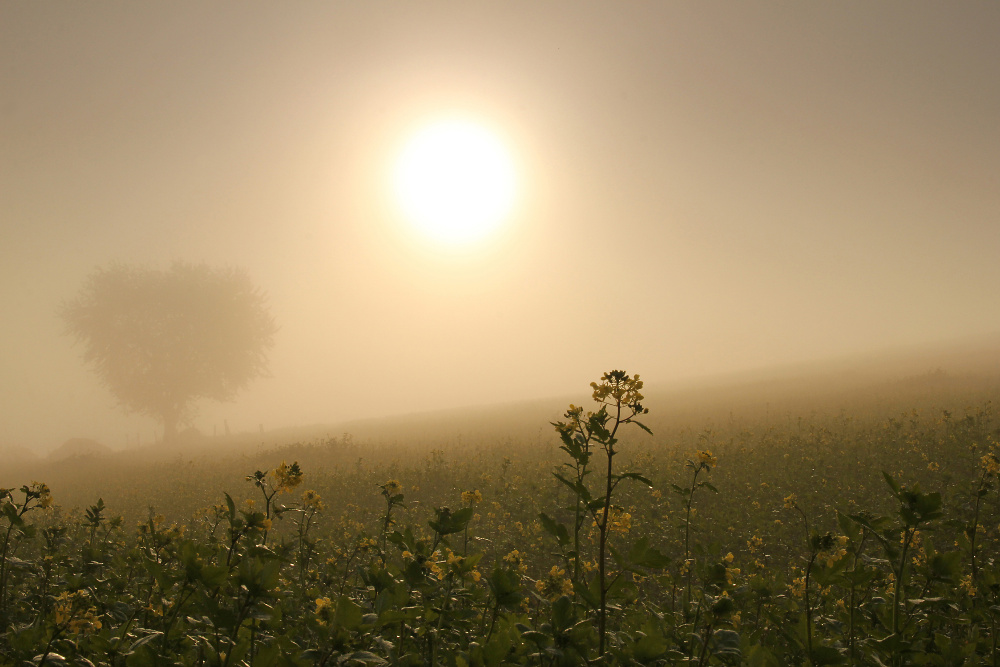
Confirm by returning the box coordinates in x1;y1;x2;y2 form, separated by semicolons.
981;454;1000;476
68;608;101;635
302;489;324;511
724;552;734;564
273;461;303;492
593;508;632;534
314;597;333;625
461;489;483;505
535;565;573;601
31;482;53;509
696;450;718;469
783;494;797;510
789;575;806;598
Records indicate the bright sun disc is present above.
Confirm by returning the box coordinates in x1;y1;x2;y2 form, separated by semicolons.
393;120;516;246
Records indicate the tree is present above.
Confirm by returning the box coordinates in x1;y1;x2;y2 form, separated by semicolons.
61;262;277;443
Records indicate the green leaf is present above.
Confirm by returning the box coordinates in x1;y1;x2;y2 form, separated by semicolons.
809;645;846;665
882;472;901;498
617;472;652;486
551;595;575;631
126;631;163;653
488;565;523;609
336;595;364;631
745;645;781;667
254;643;281;667
346;650;387;664
125;645;157;667
628;536;671;569
837;510;860;543
712;629;741;656
633;632;666;661
630;419;653;435
538;513;569;546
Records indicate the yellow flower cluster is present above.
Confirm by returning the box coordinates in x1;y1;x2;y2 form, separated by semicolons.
382;479;402;495
981;453;1000;476
53;591;102;635
503;550;528;574
595;507;632;534
30;481;53;509
959;574;976;597
819;535;849;568
590;371;646;413
697;450;718;469
535;565;574;601
302;489;324;511
273;461;303;493
908;530;926;567
462;489;483;505
314;597;333;625
423;550;446;580
789;573;806;599
783;494;797;510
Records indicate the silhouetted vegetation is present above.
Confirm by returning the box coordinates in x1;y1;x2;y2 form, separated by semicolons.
61;263;276;443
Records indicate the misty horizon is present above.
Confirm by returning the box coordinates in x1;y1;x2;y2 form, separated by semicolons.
3;3;999;451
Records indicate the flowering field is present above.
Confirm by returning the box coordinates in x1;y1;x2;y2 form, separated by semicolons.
3;371;1000;666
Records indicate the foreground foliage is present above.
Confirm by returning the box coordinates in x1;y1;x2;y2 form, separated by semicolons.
3;372;1000;666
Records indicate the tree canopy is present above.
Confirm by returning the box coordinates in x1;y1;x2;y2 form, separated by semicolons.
61;262;277;442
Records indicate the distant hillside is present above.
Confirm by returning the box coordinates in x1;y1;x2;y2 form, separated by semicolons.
48;437;112;461
28;332;1000;465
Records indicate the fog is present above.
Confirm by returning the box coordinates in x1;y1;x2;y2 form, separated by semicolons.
3;3;999;453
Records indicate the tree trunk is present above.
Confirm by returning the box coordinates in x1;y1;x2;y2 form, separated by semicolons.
161;405;180;445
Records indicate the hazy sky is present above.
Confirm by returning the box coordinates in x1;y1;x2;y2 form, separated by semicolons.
3;2;999;450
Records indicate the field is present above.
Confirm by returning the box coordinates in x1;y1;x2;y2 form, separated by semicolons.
3;368;1000;666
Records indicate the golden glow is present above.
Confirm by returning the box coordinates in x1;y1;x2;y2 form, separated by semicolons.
393;119;516;246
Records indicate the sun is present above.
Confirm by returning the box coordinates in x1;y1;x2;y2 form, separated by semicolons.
393;119;517;246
